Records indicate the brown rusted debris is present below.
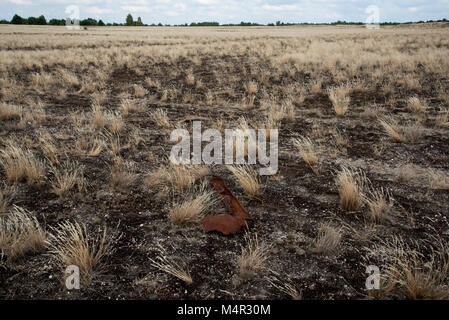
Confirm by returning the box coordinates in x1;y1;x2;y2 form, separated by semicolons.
209;176;251;220
201;214;248;235
201;176;252;235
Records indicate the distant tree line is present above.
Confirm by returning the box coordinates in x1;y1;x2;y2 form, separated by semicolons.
4;14;107;26
1;13;447;27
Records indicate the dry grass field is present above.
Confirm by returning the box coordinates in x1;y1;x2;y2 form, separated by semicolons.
1;23;449;300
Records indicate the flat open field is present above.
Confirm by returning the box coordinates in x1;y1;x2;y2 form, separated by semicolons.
1;24;449;300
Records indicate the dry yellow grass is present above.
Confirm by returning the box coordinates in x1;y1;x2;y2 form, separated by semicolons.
394;164;417;183
144;166;169;188
328;85;351;116
238;233;270;279
365;188;393;222
144;163;210;195
133;84;147;98
59;69;80;89
109;159;136;191
204;90;214;106
0;103;22;120
406;97;427;113
0;144;46;185
0;206;46;263
267;276;302;300
228;165;261;198
169;185;216;225
150;244;192;284
50;162;86;198
150;108;170;128
313;223;342;254
335;166;366;211
185;73;195;87
195;79;204;90
402;122;425;142
436;108;448;127
47;221;116;285
292;136;319;172
106;112;124;134
0;186;14;215
74;134;105;157
120;98;140;117
380;118;425;143
366;236;449;299
90;103;106;129
244;81;258;95
309;79;322;94
38;131;60;165
333;129;349;148
379;118;405;143
107;133;122;156
284;99;296;121
428;169;449;190
145;77;161;90
360;105;384;119
90;91;108;105
267;104;287;123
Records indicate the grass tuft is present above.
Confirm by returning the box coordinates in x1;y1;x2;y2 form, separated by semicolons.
0;144;46;185
312;223;342;254
47;221;117;285
335;166;366;211
0;206;46;263
238;233;270;279
228;165;261;198
150;244;192;284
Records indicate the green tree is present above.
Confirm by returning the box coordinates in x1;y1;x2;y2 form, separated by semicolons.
49;19;62;25
126;14;134;26
11;14;24;24
136;17;143;26
80;18;98;26
37;15;46;25
98;19;105;26
27;17;38;25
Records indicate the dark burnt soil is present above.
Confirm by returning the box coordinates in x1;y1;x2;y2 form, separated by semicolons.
1;55;449;301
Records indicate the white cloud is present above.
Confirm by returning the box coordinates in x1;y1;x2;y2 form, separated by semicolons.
86;6;113;15
173;3;186;11
193;0;218;5
119;0;147;4
120;5;151;13
7;0;32;4
261;4;298;11
408;7;419;12
165;10;180;16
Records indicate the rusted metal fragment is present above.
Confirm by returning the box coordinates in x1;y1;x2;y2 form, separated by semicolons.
201;214;247;235
209;176;252;220
202;176;252;235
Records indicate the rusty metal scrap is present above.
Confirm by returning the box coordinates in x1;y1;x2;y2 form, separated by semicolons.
201;176;252;235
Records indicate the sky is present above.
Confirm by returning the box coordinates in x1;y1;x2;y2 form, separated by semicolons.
0;0;448;24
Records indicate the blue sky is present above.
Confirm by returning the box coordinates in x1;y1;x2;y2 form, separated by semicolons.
0;0;448;24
